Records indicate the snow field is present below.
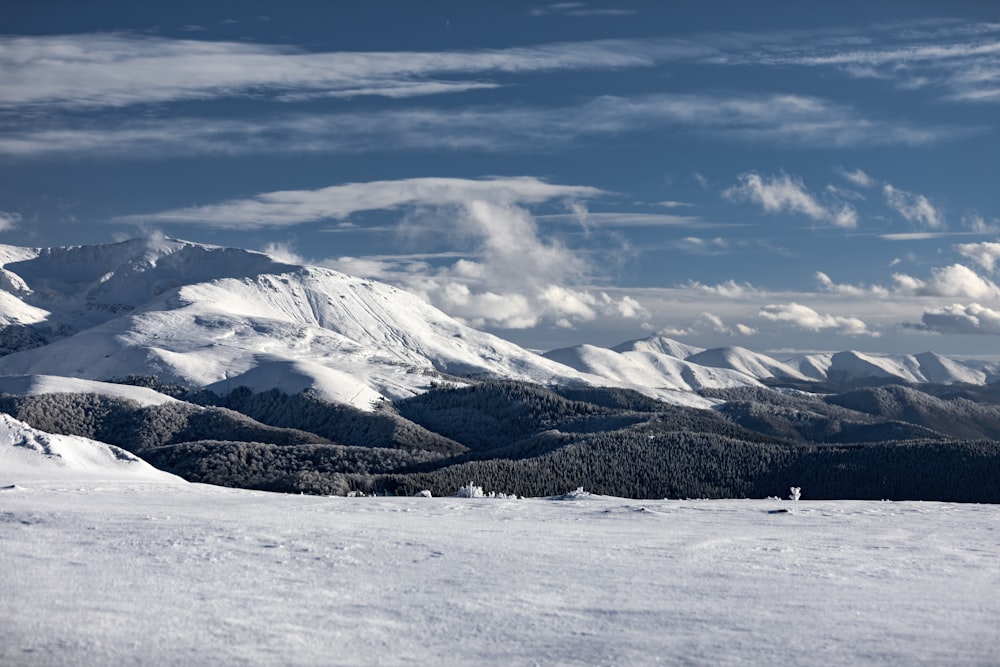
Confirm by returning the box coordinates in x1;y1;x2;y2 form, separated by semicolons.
1;482;997;666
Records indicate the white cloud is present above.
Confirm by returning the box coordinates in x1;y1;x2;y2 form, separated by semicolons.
815;271;890;297
185;177;645;332
956;241;1000;272
0;93;966;158
119;177;602;228
614;294;645;319
963;213;1000;233
838;168;876;188
879;232;951;241
9;23;994;115
538;212;701;227
0;33;681;109
892;264;1000;299
717;20;1000;105
724;172;858;228
0;210;21;231
529;3;637;17
698;312;728;334
695;312;755;336
261;242;306;265
684;279;759;298
675;237;729;254
918;303;1000;335
759;303;876;336
883;184;944;229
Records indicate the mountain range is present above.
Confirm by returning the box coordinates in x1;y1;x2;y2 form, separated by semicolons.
0;236;997;409
1;237;998;502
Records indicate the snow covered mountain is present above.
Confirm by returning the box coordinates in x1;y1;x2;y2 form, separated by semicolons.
0;237;993;411
542;341;762;393
0;238;722;407
0;237;615;408
786;350;996;385
685;346;811;382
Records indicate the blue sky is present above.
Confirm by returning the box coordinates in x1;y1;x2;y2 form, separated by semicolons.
4;1;1000;356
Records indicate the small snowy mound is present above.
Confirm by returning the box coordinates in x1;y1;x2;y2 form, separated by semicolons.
550;487;595;501
0;414;183;483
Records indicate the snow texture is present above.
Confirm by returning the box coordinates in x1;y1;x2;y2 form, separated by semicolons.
0;475;996;666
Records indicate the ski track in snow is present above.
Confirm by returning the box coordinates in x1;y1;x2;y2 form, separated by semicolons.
1;481;997;666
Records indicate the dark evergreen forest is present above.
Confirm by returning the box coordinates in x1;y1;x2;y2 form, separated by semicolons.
3;378;999;502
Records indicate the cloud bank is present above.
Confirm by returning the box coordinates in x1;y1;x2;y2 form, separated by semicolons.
919;303;1000;335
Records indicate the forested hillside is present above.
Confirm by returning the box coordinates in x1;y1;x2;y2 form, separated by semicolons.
2;378;999;502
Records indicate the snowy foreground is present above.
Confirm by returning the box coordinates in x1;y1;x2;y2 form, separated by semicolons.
2;480;998;666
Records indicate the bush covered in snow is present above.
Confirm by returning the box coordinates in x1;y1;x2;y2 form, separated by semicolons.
455;482;485;498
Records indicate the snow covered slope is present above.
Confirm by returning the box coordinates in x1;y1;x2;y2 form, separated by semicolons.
0;238;712;408
544;341;760;397
549;333;992;393
685;346;810;382
1;483;997;666
787;350;989;386
0;413;183;483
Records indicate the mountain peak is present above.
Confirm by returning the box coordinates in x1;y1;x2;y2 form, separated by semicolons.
610;333;703;359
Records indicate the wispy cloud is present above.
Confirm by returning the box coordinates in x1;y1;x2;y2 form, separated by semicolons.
2;93;965;159
0;210;20;231
683;280;759;298
539;211;701;227
815;271;890;297
529;3;637;17
712;20;1000;104
674;237;730;255
883;184;944;229
0;33;701;109
117;177;602;228
724;172;858;228
837;167;876;188
879;232;955;241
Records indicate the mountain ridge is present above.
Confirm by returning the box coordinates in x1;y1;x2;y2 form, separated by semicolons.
0;237;995;411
